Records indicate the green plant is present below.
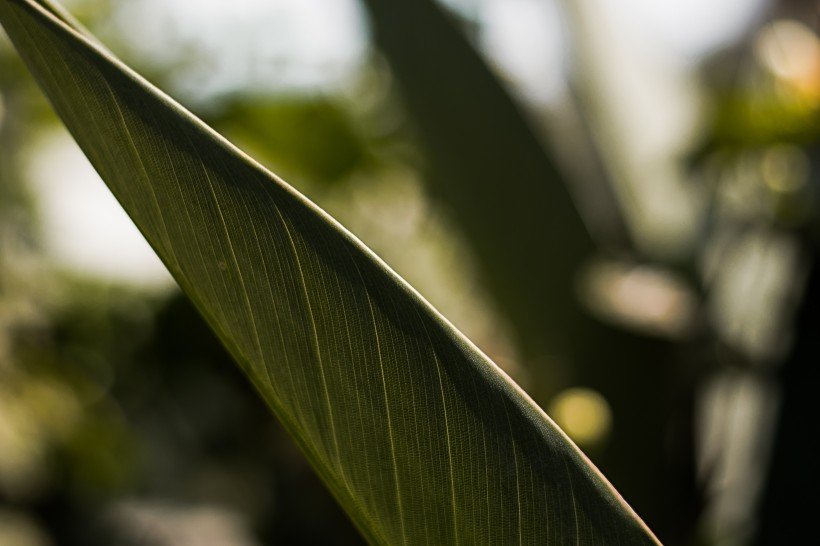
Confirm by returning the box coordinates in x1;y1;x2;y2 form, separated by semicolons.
0;0;660;543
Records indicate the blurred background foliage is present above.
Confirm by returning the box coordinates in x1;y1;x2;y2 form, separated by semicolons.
1;0;817;544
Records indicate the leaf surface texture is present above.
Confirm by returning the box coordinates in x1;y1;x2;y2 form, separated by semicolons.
0;1;659;543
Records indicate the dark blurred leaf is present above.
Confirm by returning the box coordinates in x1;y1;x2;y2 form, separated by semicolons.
360;0;594;363
361;2;704;542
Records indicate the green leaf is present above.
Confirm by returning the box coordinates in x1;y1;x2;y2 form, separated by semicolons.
0;1;659;543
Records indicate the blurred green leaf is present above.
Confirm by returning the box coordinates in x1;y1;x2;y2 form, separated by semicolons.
0;0;658;543
211;97;372;186
690;91;820;168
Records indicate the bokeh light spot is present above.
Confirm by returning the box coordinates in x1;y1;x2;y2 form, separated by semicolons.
549;388;612;448
756;20;820;99
761;144;808;194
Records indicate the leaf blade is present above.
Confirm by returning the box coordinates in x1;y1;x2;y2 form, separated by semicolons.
0;1;660;544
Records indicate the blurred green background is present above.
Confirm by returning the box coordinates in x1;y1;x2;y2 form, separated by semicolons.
1;0;817;544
